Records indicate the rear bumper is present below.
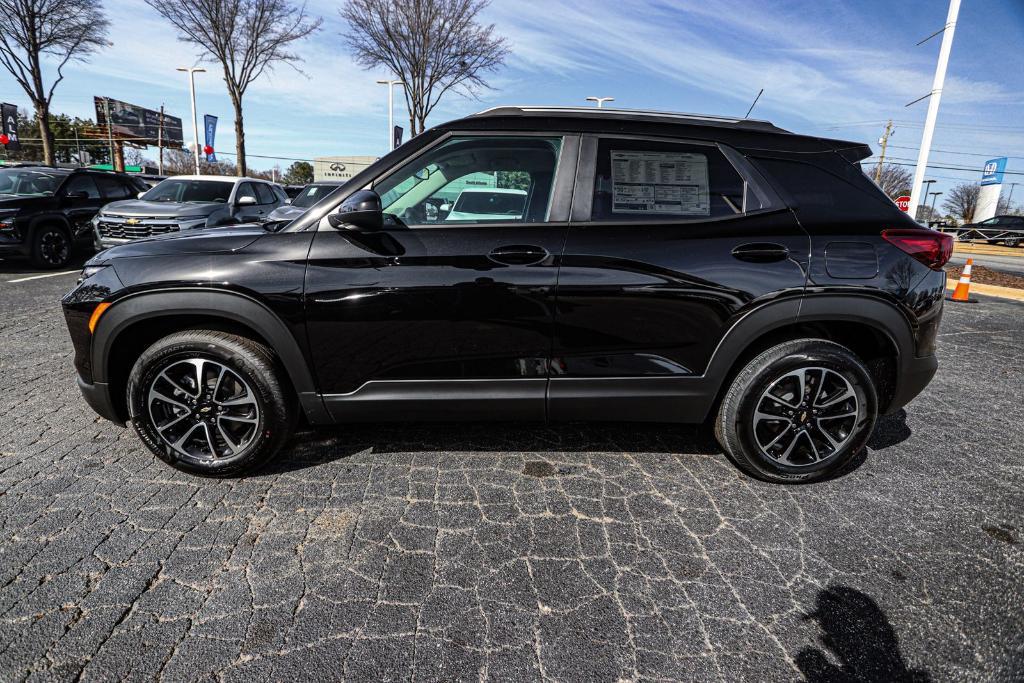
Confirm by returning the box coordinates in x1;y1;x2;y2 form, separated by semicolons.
886;354;938;415
77;377;126;426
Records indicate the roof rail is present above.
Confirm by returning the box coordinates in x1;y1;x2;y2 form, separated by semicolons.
472;105;777;128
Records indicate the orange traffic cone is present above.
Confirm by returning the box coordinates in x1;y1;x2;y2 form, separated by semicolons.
948;258;977;303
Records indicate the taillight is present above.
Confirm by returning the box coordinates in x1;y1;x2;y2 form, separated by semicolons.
881;228;953;270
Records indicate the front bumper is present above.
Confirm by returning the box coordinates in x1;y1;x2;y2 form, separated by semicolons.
0;234;29;258
77;377;126;426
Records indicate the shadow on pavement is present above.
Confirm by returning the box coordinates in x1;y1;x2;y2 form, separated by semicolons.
269;421;725;474
0;252;90;275
868;409;912;451
797;584;931;682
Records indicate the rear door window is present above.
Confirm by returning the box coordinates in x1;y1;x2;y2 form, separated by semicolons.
589;138;746;221
63;175;101;199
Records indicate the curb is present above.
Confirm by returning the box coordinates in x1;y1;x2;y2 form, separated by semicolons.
945;278;1024;302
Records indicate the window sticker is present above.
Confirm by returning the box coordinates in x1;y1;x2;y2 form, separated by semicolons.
610;150;709;215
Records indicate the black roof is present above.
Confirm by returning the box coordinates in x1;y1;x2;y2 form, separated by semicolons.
441;105;869;157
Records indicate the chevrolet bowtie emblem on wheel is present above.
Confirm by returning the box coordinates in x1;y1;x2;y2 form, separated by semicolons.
125;218;140;225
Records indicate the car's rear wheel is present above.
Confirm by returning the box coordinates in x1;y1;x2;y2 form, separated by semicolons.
127;330;294;476
715;339;877;484
30;225;72;269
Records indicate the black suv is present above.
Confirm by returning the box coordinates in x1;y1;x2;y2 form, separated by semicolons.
62;107;951;483
0;166;148;268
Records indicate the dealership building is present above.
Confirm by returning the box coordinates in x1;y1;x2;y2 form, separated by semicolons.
313;156;377;183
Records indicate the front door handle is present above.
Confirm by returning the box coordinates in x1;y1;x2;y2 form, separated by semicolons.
732;242;790;263
488;244;549;266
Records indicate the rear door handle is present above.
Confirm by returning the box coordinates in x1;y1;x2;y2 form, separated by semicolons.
488;244;549;265
732;242;790;263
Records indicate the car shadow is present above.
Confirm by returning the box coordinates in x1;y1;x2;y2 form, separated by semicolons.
797;584;931;682
868;410;912;451
266;421;724;475
0;252;90;275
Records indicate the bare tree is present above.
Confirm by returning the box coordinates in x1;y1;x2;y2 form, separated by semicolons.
866;162;912;200
341;0;508;136
943;182;980;224
145;0;321;176
0;0;109;165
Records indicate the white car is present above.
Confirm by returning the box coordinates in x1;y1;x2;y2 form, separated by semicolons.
445;188;527;221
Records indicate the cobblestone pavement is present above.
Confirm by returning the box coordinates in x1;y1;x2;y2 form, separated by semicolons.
1;270;1022;681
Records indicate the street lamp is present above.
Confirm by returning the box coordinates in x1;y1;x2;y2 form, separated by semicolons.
586;96;615;108
929;191;942;217
176;67;206;174
377;79;404;152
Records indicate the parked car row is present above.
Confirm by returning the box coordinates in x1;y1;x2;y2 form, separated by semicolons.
0;166;341;268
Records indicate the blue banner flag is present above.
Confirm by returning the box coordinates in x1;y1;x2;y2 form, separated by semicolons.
204;114;217;162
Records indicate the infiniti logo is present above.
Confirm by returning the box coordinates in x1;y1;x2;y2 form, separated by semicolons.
329;162;346;172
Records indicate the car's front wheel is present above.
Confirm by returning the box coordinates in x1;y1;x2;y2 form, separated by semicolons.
715;339;877;484
30;225;72;269
127;330;295;476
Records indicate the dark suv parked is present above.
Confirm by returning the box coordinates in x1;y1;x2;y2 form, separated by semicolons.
0;166;147;268
62;107;950;483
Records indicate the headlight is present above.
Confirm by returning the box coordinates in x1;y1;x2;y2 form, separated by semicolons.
0;208;18;229
178;218;208;230
81;265;107;280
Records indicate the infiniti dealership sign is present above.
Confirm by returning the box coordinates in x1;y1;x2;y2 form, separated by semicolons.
314;156;376;182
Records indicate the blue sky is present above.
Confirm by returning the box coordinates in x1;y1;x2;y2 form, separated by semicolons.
17;0;1024;199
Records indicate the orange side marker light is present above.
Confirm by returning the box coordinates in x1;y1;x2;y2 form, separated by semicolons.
88;302;111;334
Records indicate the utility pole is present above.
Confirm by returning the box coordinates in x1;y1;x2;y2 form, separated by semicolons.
874;119;894;183
177;67;206;174
157;105;164;176
1006;182;1019;208
908;0;961;218
104;97;114;169
376;79;403;152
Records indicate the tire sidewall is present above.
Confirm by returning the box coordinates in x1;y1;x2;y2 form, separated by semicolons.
731;345;877;482
127;336;287;476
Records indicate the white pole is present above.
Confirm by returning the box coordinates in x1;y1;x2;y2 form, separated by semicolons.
177;67;206;175
377;79;402;151
909;0;960;218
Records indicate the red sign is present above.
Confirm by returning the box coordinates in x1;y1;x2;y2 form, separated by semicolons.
895;195;911;212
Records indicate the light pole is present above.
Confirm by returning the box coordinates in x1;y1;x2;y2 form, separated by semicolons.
176;67;206;174
586;96;615;108
377;79;404;152
921;179;936;213
929;191;942;218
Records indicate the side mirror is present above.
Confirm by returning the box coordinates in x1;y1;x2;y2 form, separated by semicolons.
284;198;292;205
236;196;257;207
328;190;383;231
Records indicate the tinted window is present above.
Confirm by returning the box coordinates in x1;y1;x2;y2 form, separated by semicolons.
143;179;232;203
754;155;898;226
374;136;563;225
453;190;526;215
272;185;289;202
590;138;744;221
0;169;66;195
254;183;276;205
96;175;132;199
64;175;101;199
235;183;258;203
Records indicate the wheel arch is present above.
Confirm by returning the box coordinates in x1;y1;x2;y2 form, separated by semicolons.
705;295;915;415
92;289;328;424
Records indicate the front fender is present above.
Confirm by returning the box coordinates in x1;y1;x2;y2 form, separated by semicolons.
90;288;330;424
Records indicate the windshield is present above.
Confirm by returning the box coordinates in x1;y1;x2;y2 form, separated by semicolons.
142;179;232;203
0;169;66;196
292;184;341;208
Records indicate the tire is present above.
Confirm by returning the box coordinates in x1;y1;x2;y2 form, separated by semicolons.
715;339;877;484
29;225;72;269
126;330;295;476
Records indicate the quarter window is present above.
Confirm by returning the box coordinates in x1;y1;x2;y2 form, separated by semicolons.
374;136;563;225
590;138;746;221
